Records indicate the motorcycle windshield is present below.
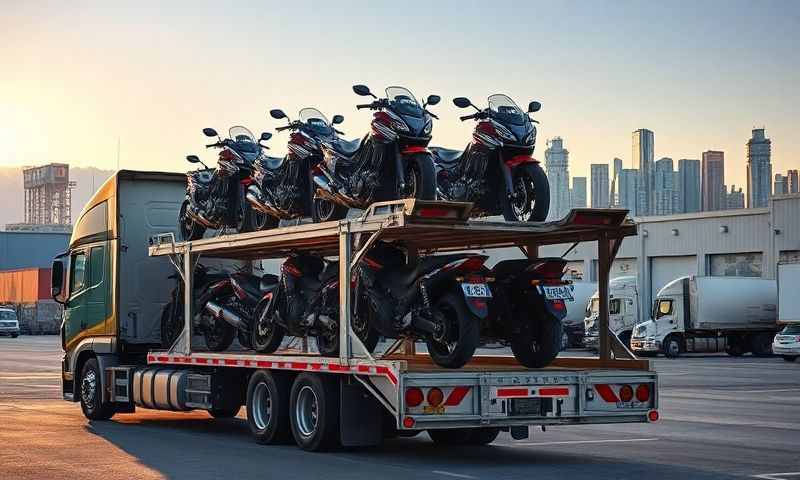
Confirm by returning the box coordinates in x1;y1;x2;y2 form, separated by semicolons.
229;126;256;143
386;86;423;118
488;94;526;126
228;125;260;159
299;108;333;136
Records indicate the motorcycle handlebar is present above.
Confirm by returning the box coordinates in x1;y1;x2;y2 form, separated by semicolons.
275;125;292;131
356;103;372;110
205;142;221;148
459;114;475;121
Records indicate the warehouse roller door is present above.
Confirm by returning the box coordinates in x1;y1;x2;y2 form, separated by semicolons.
650;256;697;305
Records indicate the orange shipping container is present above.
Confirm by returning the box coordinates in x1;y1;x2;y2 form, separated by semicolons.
0;268;52;303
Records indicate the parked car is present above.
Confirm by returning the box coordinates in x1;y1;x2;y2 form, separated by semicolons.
0;307;20;338
772;323;800;362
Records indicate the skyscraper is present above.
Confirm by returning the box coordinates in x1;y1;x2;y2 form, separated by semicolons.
654;157;676;215
590;164;610;208
610;157;623;206
702;150;725;211
774;174;788;195
571;177;587;209
746;128;772;208
616;169;639;216
727;185;745;209
788;169;799;194
632;129;654;215
677;159;701;213
544;137;570;220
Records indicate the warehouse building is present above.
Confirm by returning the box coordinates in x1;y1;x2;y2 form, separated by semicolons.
0;231;70;270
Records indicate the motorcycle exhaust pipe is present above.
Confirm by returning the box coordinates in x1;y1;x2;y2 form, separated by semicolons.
245;185;288;219
186;206;215;228
312;174;360;208
204;301;248;331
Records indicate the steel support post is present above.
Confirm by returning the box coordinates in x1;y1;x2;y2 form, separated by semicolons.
182;247;193;355
339;223;353;363
597;234;611;361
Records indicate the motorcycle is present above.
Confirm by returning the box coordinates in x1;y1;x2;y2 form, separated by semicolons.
486;258;569;367
310;84;441;222
179;126;271;240
430;95;550;221
250;254;378;357
245;108;346;227
355;242;490;368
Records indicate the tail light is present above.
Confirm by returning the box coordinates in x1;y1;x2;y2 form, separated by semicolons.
619;384;634;402
635;384;650;402
648;410;660;422
526;260;566;278
442;255;489;273
551;299;566;311
405;387;424;407
427;387;444;407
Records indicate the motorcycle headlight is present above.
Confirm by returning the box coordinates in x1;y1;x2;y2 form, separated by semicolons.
392;120;409;133
423;118;432;136
525;126;537;145
493;122;516;142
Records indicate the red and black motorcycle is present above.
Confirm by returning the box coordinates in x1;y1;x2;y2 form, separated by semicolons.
310;85;440;222
245;108;345;229
430;95;549;221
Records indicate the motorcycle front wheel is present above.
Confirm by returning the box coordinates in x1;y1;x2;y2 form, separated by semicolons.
425;292;480;368
179;200;206;240
502;163;550;222
251;301;286;354
312;198;348;223
401;155;437;201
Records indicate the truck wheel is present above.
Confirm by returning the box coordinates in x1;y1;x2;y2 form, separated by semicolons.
289;373;340;451
725;336;746;357
511;314;563;368
749;333;773;357
204;319;235;352
246;370;291;444
209;407;241;419
79;358;116;421
663;335;681;358
783;355;797;362
425;292;480;368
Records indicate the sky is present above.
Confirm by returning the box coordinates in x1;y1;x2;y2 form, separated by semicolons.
1;0;799;197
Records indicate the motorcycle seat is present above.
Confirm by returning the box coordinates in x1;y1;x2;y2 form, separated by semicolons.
231;273;276;300
430;147;463;167
258;155;285;171
387;253;477;287
491;258;566;279
333;137;362;156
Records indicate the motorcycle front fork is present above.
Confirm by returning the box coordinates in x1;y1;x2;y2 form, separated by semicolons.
394;144;408;194
498;153;516;201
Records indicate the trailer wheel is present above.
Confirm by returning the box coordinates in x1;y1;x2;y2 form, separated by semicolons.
749;333;773;357
428;427;499;445
511;313;563;368
79;358;116;421
663;335;682;358
290;373;340;451
725;336;747;357
246;370;291;444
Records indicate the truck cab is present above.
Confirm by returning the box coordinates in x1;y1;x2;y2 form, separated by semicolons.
631;278;686;356
583;276;639;349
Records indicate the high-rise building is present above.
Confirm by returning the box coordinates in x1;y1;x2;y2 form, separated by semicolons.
727;184;745;209
616;169;639;216
571;177;587;209
590;164;610;208
774;173;788;195
632;129;654;215
610;157;623;206
677;159;701;213
788;169;799;193
544;137;570;220
746;128;772;208
702;150;726;211
654;157;676;215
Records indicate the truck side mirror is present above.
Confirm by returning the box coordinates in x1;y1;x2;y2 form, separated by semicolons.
51;257;67;304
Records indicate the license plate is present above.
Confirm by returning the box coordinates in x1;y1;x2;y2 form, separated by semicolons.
540;285;573;301
461;283;492;298
509;397;543;416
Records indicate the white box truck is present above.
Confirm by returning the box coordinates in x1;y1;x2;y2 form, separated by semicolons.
583;276;640;350
561;281;596;348
777;262;800;324
631;276;778;358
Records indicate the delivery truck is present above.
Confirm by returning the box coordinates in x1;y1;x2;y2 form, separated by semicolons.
51;170;658;452
777;262;800;324
631;276;778;358
583;276;639;351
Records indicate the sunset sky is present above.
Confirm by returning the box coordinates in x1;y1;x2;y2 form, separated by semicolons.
2;0;798;193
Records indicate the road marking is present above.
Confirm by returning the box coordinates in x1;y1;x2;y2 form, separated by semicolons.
433;471;478;479
752;473;800;480
511;437;659;447
720;388;800;394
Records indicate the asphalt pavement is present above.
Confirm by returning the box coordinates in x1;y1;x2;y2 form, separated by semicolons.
1;335;798;480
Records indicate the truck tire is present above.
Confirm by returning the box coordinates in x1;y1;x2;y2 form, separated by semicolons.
289;373;340;451
428;427;500;446
511;314;563;368
783;355;797;362
725;336;747;357
749;333;773;357
79;358;116;421
663;335;681;358
209;407;241;419
246;370;291;444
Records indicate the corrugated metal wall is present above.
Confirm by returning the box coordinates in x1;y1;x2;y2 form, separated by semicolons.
0;232;70;270
0;268;51;303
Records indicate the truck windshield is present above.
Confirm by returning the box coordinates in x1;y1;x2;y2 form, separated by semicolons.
655;299;673;319
0;310;17;320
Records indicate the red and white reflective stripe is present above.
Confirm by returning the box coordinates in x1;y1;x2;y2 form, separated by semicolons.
494;386;571;399
147;354;398;385
594;384;620;403
444;386;470;406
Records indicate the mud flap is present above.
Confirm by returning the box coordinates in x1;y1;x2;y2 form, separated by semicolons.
340;379;383;447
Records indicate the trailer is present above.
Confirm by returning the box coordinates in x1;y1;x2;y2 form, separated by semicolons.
55;177;657;452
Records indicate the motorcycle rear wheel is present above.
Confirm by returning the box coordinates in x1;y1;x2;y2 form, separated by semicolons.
160;300;184;349
179;200;206;240
502;163;550;222
204;317;235;352
312;198;348;223
511;313;562;368
425;292;480;369
252;302;286;354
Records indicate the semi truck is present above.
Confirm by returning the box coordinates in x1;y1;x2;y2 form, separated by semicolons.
52;170;658;451
583;276;639;350
561;281;596;348
630;276;778;358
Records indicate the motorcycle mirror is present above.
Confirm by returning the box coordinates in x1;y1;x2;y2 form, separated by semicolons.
353;84;375;98
202;127;218;137
269;109;287;120
425;95;441;107
528;101;542;113
260;132;273;142
186;155;201;163
331;114;344;125
452;97;472;109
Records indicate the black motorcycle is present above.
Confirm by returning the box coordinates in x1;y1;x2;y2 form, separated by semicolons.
250;254;378;356
355;242;490;368
310;84;440;222
431;95;549;221
245;108;346;227
179;126;271;240
486;258;569;367
159;264;228;349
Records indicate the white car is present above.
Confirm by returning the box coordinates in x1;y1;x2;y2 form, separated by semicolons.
0;308;20;338
772;324;800;362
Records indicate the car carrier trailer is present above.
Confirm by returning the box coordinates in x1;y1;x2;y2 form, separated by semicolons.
54;172;657;452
